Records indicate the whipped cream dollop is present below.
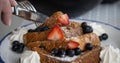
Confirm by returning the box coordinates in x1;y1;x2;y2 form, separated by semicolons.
20;51;40;63
100;45;120;63
90;23;105;36
9;28;27;43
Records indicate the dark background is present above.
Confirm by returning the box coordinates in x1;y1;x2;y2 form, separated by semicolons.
18;0;119;18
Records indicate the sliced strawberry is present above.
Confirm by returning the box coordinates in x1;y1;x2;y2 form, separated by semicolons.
57;14;69;25
67;40;79;49
47;25;64;40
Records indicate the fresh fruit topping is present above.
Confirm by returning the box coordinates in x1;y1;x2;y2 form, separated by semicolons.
41;26;49;31
57;14;69;25
35;26;49;32
12;45;19;51
28;29;35;32
12;41;19;45
57;48;66;57
99;33;108;41
85;43;93;50
74;48;81;55
47;25;64;40
51;48;66;57
11;41;25;53
67;41;79;49
16;46;24;53
81;22;87;28
50;47;82;57
28;26;49;32
66;49;75;57
51;48;59;56
19;43;25;48
39;45;46;50
82;25;93;34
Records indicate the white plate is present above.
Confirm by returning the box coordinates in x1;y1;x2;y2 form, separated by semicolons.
0;19;120;63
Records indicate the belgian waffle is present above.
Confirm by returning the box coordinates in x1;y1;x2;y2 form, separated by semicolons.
23;11;101;63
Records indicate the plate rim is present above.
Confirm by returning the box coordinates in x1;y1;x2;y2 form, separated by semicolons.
0;19;120;63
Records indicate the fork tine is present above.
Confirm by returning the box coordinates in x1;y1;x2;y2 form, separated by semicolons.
18;1;37;12
21;2;30;10
16;0;41;28
24;1;33;11
25;1;37;12
18;2;26;9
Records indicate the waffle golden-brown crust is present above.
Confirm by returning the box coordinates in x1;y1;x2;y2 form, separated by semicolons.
31;46;101;63
75;33;100;51
27;40;68;52
23;30;50;44
72;46;101;63
40;11;64;28
62;21;83;38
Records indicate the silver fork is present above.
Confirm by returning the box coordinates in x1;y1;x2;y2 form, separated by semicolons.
17;0;37;12
13;0;48;27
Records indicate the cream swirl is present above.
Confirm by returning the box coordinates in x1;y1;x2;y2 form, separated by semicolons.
20;51;40;63
100;45;120;63
9;28;27;43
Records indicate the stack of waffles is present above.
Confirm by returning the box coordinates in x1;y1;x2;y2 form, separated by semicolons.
23;11;101;63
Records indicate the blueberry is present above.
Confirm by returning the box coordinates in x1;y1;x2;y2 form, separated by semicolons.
11;43;25;53
28;29;35;32
16;47;24;53
12;41;20;45
51;48;59;56
19;43;25;48
100;33;108;41
35;27;41;32
39;45;46;50
86;43;93;50
57;48;66;57
41;26;49;31
83;26;93;34
74;48;81;55
35;26;49;32
12;45;19;51
66;49;75;57
81;22;87;28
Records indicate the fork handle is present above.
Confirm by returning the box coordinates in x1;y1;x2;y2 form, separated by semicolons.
12;6;48;23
